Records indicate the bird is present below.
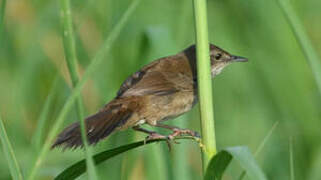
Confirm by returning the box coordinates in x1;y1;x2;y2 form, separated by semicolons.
51;43;247;149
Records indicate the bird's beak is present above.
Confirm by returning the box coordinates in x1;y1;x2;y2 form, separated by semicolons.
231;55;248;62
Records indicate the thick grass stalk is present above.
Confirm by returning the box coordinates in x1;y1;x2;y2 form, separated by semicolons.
277;0;321;94
27;0;141;179
192;0;217;172
59;0;98;179
0;115;24;180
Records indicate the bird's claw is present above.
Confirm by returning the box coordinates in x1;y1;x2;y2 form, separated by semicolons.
167;134;180;144
144;133;174;150
144;129;200;150
170;128;200;138
144;132;167;144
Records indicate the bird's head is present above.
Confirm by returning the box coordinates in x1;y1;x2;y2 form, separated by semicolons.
209;44;248;77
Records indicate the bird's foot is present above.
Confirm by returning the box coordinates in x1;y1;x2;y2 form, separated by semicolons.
144;133;173;150
145;132;167;141
168;128;201;140
143;129;200;151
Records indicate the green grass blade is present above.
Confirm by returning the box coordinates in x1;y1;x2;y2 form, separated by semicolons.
0;0;6;48
27;0;141;179
55;137;198;180
289;137;295;180
253;122;279;156
59;0;97;178
31;76;59;150
192;0;217;171
0;0;6;36
227;146;267;180
239;121;279;180
277;0;321;94
204;151;233;180
0;115;24;180
205;146;267;180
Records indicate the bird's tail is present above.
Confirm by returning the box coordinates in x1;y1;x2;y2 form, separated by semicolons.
51;102;133;149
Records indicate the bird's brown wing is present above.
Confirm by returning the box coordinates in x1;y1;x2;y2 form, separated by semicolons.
117;56;194;97
119;70;179;97
116;60;160;97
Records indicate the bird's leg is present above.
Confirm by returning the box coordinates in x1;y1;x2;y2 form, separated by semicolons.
132;126;167;140
133;126;156;135
132;126;172;149
154;123;200;140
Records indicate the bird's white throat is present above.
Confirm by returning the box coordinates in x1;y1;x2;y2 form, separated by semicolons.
211;65;225;77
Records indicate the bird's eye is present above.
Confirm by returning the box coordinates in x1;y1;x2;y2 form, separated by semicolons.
215;53;222;60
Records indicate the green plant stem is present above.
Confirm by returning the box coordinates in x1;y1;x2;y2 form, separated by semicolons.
192;0;217;172
0;115;24;180
277;0;321;94
27;0;141;179
59;0;98;179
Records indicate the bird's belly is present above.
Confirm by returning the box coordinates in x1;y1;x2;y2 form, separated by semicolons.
143;91;196;124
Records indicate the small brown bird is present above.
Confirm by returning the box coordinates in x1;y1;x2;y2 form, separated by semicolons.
52;44;247;149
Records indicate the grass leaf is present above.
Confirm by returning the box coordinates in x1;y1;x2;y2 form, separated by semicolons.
277;0;321;94
205;146;267;180
204;151;232;180
55;137;198;180
59;0;98;178
227;147;267;180
32;76;59;150
0;115;24;180
1;1;23;179
27;0;141;179
289;137;295;180
239;122;279;179
0;0;6;39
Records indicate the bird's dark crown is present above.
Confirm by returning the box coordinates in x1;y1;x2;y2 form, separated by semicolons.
183;43;248;77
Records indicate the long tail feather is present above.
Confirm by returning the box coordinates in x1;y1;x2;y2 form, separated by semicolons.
51;104;133;149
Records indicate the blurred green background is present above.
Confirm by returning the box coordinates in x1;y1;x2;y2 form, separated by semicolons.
1;0;321;179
